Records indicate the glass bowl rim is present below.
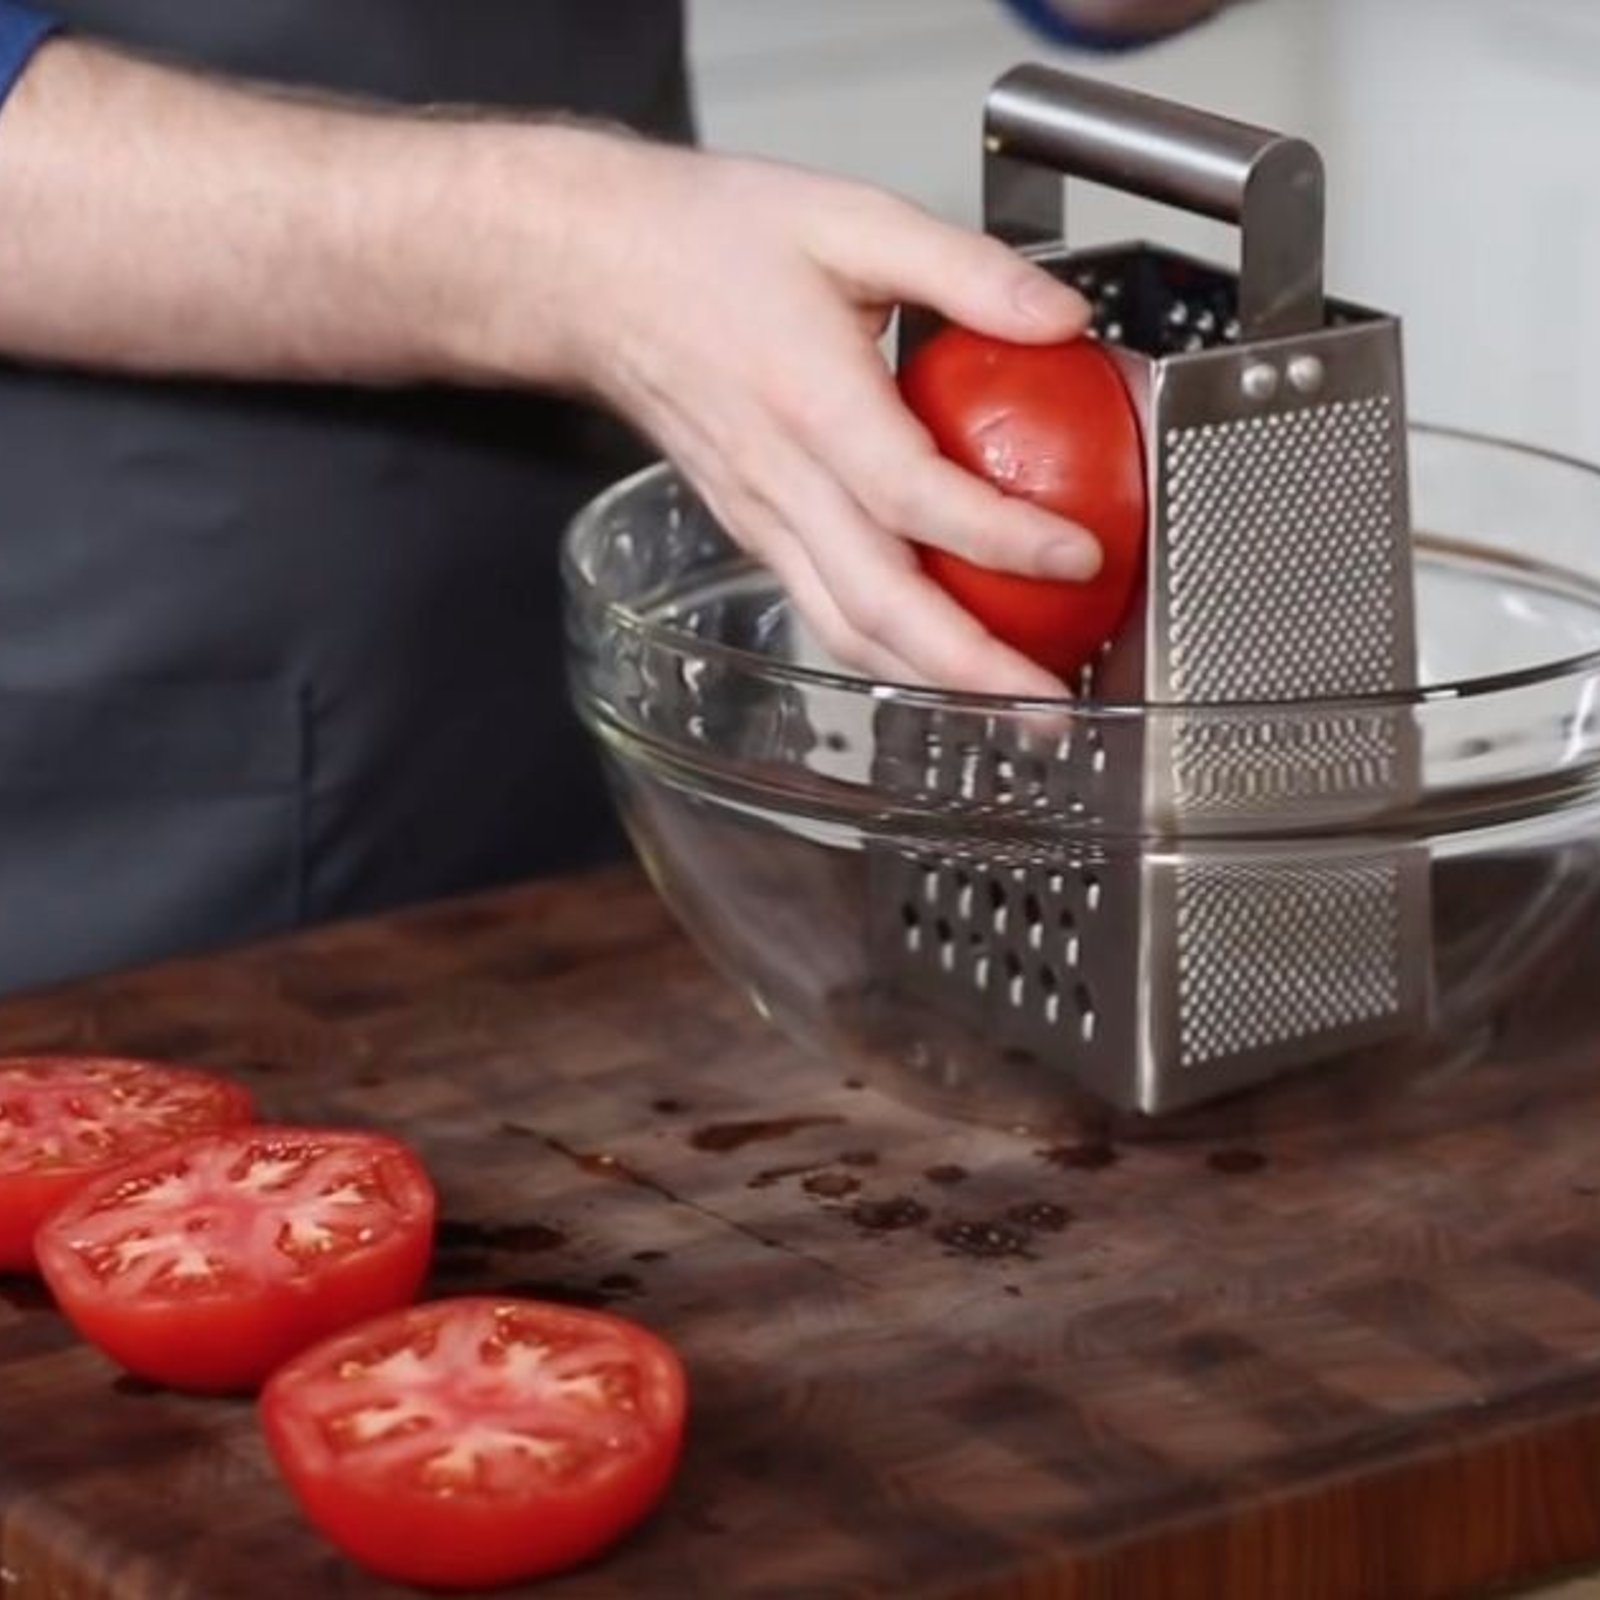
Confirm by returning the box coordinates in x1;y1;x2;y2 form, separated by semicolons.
561;423;1600;719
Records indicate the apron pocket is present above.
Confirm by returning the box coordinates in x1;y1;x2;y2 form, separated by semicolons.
0;679;307;994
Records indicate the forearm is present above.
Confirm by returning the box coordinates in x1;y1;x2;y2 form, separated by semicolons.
0;25;1114;699
1048;0;1223;31
1007;0;1226;48
0;36;602;387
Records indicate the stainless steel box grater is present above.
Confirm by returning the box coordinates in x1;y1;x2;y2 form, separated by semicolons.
870;66;1433;1115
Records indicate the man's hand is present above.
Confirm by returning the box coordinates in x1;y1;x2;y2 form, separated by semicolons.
0;41;1102;696
515;135;1100;695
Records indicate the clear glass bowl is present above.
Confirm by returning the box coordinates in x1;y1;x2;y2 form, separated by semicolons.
563;429;1600;1144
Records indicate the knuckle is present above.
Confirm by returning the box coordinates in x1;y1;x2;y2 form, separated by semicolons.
759;556;858;665
790;383;859;446
836;180;914;232
838;636;888;678
935;497;1019;569
866;468;929;534
859;443;941;531
837;583;894;644
926;634;998;695
810;614;862;666
715;500;779;558
946;520;1009;569
801;600;873;673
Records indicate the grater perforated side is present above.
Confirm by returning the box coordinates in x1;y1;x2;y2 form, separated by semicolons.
1173;854;1417;1069
1165;400;1403;700
1122;307;1423;835
867;699;1432;1112
869;66;1433;1115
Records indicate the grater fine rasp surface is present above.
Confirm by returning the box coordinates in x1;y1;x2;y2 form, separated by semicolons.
871;67;1432;1115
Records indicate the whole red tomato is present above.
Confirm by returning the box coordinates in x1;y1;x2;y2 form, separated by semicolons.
899;327;1146;683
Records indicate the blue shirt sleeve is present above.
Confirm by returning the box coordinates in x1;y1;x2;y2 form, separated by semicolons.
0;3;59;111
998;0;1208;53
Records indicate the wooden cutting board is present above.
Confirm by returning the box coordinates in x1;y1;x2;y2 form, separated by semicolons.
7;863;1600;1599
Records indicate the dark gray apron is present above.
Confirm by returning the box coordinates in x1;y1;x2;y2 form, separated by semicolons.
0;1;691;992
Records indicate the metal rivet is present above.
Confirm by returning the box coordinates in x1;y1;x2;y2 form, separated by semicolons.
1288;354;1327;394
1241;362;1279;402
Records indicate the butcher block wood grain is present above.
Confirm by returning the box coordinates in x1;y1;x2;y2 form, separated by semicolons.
7;864;1600;1598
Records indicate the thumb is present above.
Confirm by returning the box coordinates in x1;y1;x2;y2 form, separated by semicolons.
823;191;1090;343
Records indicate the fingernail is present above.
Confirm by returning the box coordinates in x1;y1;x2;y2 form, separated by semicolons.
1040;537;1101;580
1015;272;1090;329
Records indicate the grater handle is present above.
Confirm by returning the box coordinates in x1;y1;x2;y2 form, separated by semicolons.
984;63;1324;339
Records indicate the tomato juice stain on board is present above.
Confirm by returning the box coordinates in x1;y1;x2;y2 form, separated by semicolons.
576;1151;635;1180
539;1134;648;1185
746;1163;826;1191
1006;1201;1071;1232
688;1115;845;1153
934;1220;1034;1260
802;1171;861;1200
435;1219;568;1254
849;1197;930;1232
111;1374;165;1398
0;1278;50;1313
430;1252;492;1284
499;1125;649;1185
1038;1141;1120;1172
1208;1148;1268;1176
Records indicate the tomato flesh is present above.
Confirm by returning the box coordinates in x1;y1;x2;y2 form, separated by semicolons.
899;327;1147;682
260;1296;688;1590
34;1125;435;1393
0;1056;253;1273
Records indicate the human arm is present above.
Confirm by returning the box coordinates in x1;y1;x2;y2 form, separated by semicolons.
0;22;1100;696
1001;0;1230;51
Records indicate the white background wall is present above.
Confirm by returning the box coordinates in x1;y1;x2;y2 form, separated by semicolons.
1318;0;1600;461
688;0;1600;463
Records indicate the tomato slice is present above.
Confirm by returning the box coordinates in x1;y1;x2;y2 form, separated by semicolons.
0;1056;254;1274
900;327;1147;682
34;1125;435;1394
260;1297;689;1590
